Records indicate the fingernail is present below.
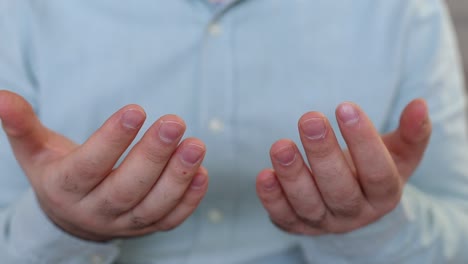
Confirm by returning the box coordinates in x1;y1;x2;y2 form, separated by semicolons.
121;109;145;129
274;145;296;166
263;175;278;191
190;174;206;189
159;121;183;143
416;117;431;141
181;144;204;165
337;103;360;125
301;117;326;140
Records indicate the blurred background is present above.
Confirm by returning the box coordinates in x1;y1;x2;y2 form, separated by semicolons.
447;0;468;80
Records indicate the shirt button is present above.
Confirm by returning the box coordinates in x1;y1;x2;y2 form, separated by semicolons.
207;208;224;224
90;255;104;264
208;118;224;134
208;23;222;36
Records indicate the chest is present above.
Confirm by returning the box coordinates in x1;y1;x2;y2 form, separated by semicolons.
32;1;403;175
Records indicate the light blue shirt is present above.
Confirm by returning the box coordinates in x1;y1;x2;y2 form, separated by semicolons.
0;0;467;263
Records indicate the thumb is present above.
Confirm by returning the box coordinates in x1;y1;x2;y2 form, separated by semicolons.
382;98;432;180
0;90;67;169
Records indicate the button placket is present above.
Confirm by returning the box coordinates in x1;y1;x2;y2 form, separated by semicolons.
198;18;234;141
208;22;223;36
207;208;224;224
208;118;225;134
90;254;104;264
190;15;238;258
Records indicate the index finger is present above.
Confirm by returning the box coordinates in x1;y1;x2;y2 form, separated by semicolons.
336;102;401;209
56;105;146;196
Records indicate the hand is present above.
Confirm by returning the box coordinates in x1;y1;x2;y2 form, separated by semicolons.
256;99;431;235
0;90;208;241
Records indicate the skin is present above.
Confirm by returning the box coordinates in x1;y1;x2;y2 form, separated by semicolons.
256;99;431;235
0;90;431;240
0;90;209;241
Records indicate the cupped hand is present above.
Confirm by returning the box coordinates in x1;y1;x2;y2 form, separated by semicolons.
256;99;431;235
0;90;208;241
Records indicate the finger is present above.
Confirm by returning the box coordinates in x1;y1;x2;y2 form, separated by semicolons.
256;169;324;235
269;140;327;224
85;115;187;213
382;99;431;180
336;102;400;208
58;105;146;194
148;171;208;232
298;112;365;217
125;138;205;221
198;165;208;176
116;139;205;229
116;169;208;236
0;90;71;170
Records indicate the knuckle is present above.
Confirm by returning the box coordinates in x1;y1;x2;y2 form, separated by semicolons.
105;130;131;148
327;194;347;206
379;196;401;213
129;216;152;229
284;186;310;204
40;186;68;209
259;190;283;206
170;168;194;186
287;188;320;211
276;166;303;183
363;171;393;186
139;147;170;166
60;174;80;193
307;143;335;159
183;201;199;211
297;207;327;227
328;192;363;218
97;198;126;216
109;189;139;208
330;201;362;218
72;157;100;177
52;167;81;194
76;214;107;232
382;181;402;198
270;217;300;233
156;220;179;232
56;159;98;192
162;189;183;205
181;194;202;209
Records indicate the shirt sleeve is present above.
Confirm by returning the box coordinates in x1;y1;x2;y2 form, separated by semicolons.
299;0;468;263
0;1;119;263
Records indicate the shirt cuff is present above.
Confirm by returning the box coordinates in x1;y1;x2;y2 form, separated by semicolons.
8;189;120;264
